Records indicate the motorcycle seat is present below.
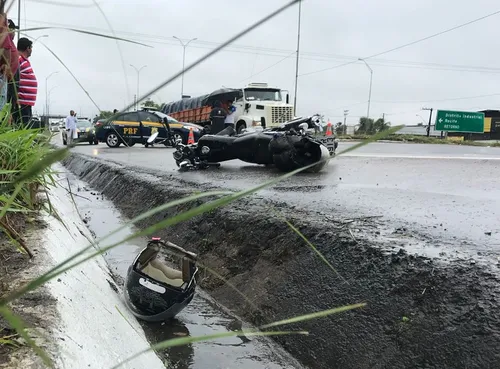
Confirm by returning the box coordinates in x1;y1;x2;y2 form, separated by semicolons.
216;125;236;137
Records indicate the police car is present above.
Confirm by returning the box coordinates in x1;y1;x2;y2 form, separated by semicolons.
94;108;204;148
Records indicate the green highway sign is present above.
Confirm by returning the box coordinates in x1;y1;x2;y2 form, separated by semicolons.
435;110;484;133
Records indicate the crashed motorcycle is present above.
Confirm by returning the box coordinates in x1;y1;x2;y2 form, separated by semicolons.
123;237;198;322
172;115;338;173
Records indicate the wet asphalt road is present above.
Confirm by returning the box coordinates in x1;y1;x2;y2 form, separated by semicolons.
63;170;304;369
59;135;500;264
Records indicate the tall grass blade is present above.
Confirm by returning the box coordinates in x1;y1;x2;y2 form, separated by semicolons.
38;41;102;112
21;27;152;47
0;183;23;219
197;264;259;310
111;330;308;369
0;306;53;368
336;125;404;156
0;191;232;303
282;217;349;285
260;303;367;329
0;147;69;193
0;338;19;347
90;0;133;102
25;0;103;8
114;305;140;336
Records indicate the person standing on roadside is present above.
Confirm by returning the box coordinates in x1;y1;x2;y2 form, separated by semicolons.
12;37;37;127
0;17;19;114
209;100;226;134
224;99;236;129
65;110;77;146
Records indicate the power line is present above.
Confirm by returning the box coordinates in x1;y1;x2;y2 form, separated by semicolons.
23;18;500;76
299;9;500;77
237;52;296;83
372;92;500;104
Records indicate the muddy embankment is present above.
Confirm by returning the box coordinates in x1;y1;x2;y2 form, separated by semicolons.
61;152;500;369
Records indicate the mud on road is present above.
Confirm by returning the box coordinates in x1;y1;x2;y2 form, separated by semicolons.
62;152;500;369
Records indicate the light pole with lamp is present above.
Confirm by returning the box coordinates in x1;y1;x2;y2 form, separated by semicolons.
47;85;57;117
293;0;302;117
17;0;21;43
358;58;373;121
45;71;59;118
173;36;197;98
130;64;147;110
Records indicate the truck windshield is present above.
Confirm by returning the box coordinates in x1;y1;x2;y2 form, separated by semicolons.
244;88;282;102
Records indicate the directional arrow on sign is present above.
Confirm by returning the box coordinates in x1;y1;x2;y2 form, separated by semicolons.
439;118;443;123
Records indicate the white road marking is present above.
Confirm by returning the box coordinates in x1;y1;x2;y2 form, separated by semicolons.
340;153;500;160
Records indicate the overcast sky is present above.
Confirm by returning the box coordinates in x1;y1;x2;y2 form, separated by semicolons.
13;0;500;126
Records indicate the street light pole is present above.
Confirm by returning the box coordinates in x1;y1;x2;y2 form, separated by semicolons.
343;109;349;135
130;64;147;110
45;71;59;119
17;0;21;43
173;36;197;98
47;86;58;116
293;0;302;117
358;58;373;120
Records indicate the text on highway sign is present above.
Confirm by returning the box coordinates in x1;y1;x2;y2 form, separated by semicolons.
435;110;484;133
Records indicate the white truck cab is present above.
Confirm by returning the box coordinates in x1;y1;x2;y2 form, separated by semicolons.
231;83;295;134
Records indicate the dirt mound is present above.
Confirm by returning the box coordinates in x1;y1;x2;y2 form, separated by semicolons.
62;152;500;369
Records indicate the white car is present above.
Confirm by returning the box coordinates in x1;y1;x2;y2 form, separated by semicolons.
49;121;61;132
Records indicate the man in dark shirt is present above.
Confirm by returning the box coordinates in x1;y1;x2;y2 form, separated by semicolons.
209;100;226;134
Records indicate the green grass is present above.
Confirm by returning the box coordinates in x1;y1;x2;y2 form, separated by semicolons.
0;103;59;255
0;1;405;367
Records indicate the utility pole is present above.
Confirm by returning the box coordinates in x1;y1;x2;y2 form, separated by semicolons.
293;0;302;117
173;36;197;98
358;58;373;120
422;107;433;137
130;64;147;110
17;0;21;43
343;109;349;135
45;71;59;121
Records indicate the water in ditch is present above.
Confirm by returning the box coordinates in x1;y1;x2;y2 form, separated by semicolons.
62;169;305;369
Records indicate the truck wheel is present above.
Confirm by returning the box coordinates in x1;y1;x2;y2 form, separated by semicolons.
105;132;121;148
236;121;246;134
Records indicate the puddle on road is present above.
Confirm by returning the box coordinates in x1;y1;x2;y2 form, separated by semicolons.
63;171;304;369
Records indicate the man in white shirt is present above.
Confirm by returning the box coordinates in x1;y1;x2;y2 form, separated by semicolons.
65;110;77;145
224;100;236;129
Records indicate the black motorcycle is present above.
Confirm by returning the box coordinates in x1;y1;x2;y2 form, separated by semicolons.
123;237;198;322
172;115;338;173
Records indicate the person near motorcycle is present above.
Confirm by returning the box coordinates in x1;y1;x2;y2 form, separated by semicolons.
224;99;236;129
209;100;226;134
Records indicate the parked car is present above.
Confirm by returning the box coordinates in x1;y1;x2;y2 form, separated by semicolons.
94;108;203;148
62;119;99;145
49;120;62;132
